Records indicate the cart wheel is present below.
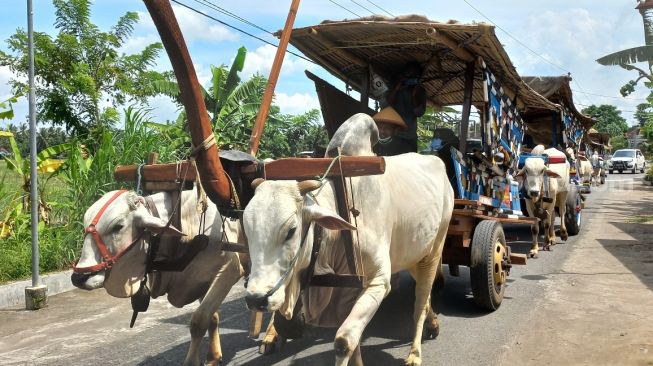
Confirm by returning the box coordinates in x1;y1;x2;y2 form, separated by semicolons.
470;220;507;311
565;186;582;236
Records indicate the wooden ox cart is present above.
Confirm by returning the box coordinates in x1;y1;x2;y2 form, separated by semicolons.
521;75;596;233
586;129;611;184
283;16;573;310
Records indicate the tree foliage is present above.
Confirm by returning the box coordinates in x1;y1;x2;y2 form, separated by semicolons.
581;104;629;136
0;0;167;135
635;102;653;127
150;46;328;158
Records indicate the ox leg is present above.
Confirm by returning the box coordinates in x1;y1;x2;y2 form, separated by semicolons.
530;223;540;258
348;345;363;366
526;203;539;258
259;314;286;355
205;312;222;366
183;258;242;366
558;192;568;241
405;254;439;366
543;204;555;251
423;303;439;340
334;273;390;366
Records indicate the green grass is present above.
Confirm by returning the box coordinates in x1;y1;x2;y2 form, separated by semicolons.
626;215;653;224
0;164;81;284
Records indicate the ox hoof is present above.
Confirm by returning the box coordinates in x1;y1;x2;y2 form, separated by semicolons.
424;324;439;340
529;251;539;259
259;341;276;355
203;358;222;366
405;354;422;366
544;245;552;252
560;233;568;241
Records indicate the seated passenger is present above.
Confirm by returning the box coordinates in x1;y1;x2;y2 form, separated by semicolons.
382;61;427;153
430;128;459;153
372;106;410;156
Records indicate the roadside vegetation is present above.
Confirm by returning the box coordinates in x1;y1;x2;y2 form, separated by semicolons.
0;0;327;283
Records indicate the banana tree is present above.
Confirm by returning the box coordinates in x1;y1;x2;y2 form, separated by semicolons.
0;131;71;226
149;47;270;150
597;0;653;95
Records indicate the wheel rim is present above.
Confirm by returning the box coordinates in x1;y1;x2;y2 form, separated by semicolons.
493;241;506;287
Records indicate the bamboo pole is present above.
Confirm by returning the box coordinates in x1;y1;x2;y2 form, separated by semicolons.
248;0;301;156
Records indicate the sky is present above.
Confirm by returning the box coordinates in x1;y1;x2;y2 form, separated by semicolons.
0;0;650;129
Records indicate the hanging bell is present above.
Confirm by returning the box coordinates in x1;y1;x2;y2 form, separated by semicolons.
129;281;151;328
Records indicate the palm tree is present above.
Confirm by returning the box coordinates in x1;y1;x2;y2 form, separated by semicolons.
597;1;653;86
148;47;269;150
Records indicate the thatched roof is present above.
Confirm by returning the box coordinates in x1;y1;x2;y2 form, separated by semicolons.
587;131;611;149
287;15;558;112
522;76;594;127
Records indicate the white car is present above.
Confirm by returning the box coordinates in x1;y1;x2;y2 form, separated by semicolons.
608;149;646;174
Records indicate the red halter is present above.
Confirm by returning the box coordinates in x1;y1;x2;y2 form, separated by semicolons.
73;190;145;274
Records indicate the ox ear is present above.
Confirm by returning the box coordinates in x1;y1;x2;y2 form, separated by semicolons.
304;205;357;231
514;168;525;177
545;169;561;178
138;214;185;237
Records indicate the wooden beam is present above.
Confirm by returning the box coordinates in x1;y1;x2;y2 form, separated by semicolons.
310;28;368;67
359;65;370;111
115;161;197;182
429;30;475;62
240;156;385;180
459;61;475;153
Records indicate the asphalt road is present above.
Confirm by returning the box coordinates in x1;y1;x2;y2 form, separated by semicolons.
0;172;644;366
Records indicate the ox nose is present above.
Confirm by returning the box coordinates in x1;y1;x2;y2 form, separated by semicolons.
529;190;540;198
245;293;268;311
71;272;91;288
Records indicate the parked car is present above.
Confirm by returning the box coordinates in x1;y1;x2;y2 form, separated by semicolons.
607;149;646;174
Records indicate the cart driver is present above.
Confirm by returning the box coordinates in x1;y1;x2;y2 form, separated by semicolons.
372;106;409;156
382;61;427;153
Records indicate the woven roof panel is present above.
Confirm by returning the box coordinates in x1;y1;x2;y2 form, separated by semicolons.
288;16;558;112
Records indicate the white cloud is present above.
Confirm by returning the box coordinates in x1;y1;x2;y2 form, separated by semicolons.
0;66;14;99
147;95;182;123
274;92;320;115
241;44;316;79
119;34;161;55
135;5;239;45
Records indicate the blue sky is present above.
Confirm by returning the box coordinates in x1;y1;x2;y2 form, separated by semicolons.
0;0;649;128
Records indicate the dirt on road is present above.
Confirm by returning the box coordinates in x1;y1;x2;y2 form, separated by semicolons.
501;180;653;366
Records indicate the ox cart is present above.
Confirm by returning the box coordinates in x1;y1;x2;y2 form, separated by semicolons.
520;75;594;234
586;130;611;184
283;17;569;310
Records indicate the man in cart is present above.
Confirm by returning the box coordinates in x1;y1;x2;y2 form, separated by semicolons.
381;61;428;153
372;106;410;156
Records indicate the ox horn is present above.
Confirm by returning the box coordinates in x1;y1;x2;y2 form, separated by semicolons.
298;180;322;195
251;178;265;190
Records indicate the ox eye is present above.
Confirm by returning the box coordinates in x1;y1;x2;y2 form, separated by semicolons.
285;227;297;241
112;223;124;233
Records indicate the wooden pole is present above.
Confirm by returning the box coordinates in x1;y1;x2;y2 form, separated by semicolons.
248;0;301;156
144;0;231;207
459;61;476;154
360;65;370;112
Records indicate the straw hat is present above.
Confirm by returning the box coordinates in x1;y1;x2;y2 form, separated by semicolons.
372;107;407;129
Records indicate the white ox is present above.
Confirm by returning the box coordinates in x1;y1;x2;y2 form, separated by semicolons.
578;154;593;185
243;113;454;366
518;145;570;257
71;188;245;366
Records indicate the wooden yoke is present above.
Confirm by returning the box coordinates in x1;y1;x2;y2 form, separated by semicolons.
143;0;231;207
